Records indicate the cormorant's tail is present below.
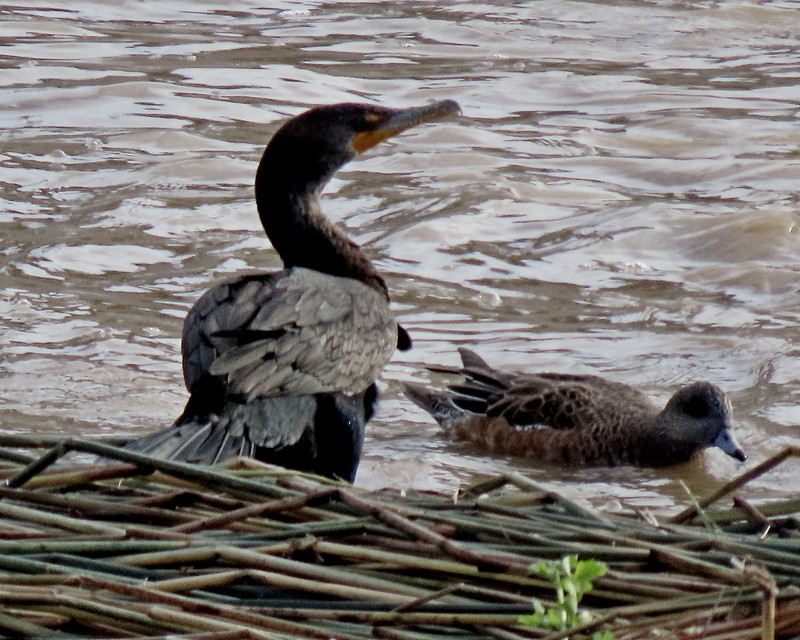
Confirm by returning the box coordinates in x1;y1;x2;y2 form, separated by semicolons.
123;417;254;465
124;394;320;466
124;388;376;482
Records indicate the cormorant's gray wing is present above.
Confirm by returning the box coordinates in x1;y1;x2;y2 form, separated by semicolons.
183;266;399;401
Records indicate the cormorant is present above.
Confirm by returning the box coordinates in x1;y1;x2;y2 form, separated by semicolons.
126;100;460;481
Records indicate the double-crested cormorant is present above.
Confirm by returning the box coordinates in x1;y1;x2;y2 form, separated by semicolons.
127;100;460;481
404;348;746;467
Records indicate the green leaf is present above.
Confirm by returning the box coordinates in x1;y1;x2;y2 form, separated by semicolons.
520;556;610;634
573;558;608;584
531;560;559;581
564;580;579;604
517;613;542;626
546;606;567;630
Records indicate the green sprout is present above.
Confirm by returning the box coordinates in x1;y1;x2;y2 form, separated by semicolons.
518;554;614;640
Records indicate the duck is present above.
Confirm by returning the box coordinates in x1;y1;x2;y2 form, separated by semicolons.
125;100;460;481
404;348;746;467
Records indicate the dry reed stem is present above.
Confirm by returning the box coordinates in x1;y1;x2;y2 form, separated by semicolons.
0;435;796;639
170;487;339;533
339;490;533;574
707;497;800;528
79;576;369;640
670;447;800;525
0;609;78;639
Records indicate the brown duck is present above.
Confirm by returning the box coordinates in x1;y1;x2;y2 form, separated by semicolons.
126;100;460;481
404;348;746;467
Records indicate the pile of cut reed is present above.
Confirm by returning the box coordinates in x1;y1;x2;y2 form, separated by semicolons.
0;435;797;640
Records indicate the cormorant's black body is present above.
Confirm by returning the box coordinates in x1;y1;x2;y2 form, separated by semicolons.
126;100;459;481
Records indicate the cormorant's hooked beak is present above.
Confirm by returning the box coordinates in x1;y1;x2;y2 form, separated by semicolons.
353;99;461;154
712;427;746;462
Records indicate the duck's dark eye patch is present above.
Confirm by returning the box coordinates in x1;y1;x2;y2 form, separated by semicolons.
683;395;709;419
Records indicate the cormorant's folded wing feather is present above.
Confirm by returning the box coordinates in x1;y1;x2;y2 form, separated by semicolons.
183;267;398;402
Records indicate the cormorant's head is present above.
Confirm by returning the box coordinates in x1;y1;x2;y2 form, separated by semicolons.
259;100;460;194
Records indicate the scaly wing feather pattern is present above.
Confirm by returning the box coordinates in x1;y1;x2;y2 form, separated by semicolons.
183;266;398;401
134;265;398;463
448;348;656;432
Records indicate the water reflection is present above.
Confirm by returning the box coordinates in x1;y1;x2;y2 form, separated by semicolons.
1;1;798;512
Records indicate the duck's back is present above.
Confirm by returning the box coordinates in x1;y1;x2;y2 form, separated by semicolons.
406;349;660;467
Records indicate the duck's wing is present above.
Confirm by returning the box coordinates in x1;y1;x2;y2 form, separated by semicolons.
482;379;599;431
183;266;399;402
424;348;518;414
443;349;651;432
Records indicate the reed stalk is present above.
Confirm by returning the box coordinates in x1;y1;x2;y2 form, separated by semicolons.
670;447;800;525
0;609;78;639
0;435;796;640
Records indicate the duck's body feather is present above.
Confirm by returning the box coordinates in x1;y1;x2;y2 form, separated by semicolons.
405;348;745;468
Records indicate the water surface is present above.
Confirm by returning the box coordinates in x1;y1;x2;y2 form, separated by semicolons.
2;1;799;513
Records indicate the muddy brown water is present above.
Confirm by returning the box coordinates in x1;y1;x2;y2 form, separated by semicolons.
1;1;799;513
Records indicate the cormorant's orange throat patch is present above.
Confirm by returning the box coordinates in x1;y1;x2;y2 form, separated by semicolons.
353;129;393;154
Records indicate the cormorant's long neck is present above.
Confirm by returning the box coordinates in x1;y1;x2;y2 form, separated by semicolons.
255;158;389;300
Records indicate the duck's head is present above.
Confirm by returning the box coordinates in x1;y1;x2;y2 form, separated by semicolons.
257;100;460;196
663;381;746;462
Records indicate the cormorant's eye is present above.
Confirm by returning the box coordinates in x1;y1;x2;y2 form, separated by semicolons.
364;112;385;126
684;395;709;419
